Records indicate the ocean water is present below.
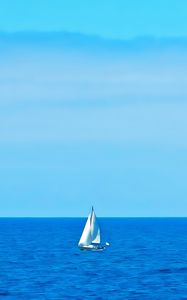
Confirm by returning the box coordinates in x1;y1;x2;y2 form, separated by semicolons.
0;218;187;299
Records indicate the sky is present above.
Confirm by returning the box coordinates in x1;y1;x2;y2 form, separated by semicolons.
0;1;187;216
0;0;187;38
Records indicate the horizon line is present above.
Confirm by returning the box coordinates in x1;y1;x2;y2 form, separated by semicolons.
1;216;187;218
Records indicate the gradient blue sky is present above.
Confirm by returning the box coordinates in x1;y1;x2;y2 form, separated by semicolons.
0;1;187;216
0;0;187;38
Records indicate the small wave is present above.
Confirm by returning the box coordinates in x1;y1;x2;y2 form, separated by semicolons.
159;268;171;273
159;267;187;274
174;266;187;273
0;291;10;296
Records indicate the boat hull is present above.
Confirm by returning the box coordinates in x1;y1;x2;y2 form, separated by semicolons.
79;245;106;251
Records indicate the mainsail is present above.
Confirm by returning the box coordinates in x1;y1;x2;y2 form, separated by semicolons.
90;209;100;244
78;207;101;247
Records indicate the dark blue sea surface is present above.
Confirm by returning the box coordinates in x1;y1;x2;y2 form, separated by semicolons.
0;218;187;299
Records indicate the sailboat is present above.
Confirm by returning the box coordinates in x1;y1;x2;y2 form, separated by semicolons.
78;207;109;251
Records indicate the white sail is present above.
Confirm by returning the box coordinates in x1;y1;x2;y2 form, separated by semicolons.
78;207;101;247
90;209;100;244
78;213;92;246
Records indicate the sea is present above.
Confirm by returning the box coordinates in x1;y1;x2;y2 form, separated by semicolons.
0;218;187;299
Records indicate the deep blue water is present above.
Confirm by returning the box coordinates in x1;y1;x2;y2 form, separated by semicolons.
0;218;187;299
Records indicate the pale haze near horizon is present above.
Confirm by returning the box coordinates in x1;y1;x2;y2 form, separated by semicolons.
0;0;187;217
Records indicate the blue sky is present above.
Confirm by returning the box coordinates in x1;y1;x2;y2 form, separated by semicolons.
1;0;187;38
0;1;187;216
